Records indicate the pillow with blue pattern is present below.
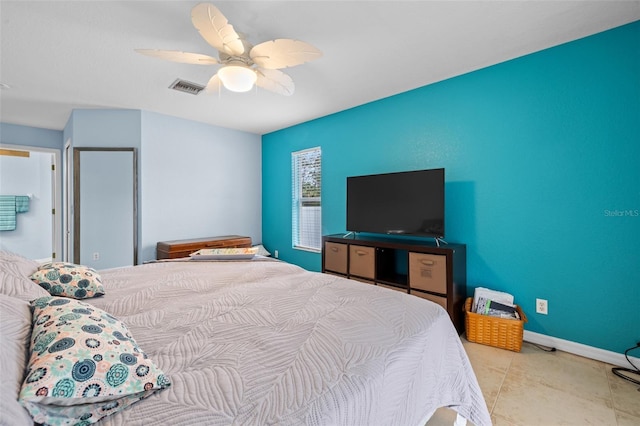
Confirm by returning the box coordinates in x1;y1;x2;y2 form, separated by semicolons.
30;262;105;299
19;296;170;425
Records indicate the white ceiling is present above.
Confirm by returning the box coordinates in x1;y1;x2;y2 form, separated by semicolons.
1;1;639;135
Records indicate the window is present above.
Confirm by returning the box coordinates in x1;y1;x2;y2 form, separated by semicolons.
292;147;321;252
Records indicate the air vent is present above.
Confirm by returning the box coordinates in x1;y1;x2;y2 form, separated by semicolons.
169;79;205;95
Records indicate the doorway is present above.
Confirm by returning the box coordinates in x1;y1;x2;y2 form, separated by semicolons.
0;144;61;261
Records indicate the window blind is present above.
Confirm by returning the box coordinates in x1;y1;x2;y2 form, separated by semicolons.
291;147;322;252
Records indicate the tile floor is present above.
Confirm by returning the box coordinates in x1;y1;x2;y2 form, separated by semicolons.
427;339;640;426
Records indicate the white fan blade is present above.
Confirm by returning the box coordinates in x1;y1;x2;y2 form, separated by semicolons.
250;39;322;70
191;3;244;56
255;68;295;96
135;49;218;65
205;74;221;93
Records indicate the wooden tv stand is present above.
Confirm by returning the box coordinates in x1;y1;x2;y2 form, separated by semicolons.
322;234;466;333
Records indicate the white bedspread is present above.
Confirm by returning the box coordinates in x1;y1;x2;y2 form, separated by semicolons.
87;258;490;426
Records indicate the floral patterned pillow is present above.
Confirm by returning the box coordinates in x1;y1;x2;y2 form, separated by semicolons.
30;262;105;299
19;296;170;425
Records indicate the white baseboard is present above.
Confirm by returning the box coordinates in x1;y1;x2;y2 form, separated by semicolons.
524;330;639;368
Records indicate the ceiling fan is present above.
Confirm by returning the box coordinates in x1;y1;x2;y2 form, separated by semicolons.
136;2;322;96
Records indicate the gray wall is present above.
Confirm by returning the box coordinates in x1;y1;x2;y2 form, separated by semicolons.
140;110;262;262
64;108;261;265
2;108;262;267
77;150;135;269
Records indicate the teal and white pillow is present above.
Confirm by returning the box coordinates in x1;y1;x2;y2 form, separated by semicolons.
30;262;105;299
19;296;170;425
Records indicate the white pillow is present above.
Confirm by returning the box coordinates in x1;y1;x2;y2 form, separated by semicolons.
252;244;271;257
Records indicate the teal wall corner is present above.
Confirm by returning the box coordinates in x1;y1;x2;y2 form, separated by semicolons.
261;21;640;354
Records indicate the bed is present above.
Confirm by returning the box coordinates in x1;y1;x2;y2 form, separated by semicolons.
0;250;491;426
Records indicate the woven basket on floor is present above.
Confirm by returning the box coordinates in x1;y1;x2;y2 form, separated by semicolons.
464;297;527;352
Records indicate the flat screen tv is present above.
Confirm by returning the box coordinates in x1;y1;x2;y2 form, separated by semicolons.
346;168;445;238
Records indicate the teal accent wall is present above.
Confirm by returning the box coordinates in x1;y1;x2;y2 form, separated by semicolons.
262;22;640;354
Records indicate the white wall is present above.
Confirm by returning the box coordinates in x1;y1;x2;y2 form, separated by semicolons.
0;150;53;260
139;111;262;262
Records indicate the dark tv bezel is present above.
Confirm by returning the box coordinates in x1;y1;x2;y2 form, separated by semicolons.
346;168;445;239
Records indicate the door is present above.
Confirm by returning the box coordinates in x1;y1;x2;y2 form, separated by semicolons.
73;148;137;269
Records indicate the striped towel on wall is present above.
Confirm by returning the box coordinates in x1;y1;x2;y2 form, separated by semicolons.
0;195;30;231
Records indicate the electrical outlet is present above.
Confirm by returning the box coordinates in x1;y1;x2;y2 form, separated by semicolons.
274;250;279;259
92;252;100;261
536;298;548;315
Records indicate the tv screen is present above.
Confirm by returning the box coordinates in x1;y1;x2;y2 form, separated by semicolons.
346;168;444;238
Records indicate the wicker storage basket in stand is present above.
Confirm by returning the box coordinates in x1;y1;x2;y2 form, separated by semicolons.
464;297;527;352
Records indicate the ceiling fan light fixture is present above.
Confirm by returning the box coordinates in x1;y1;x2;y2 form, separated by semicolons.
135;3;321;96
218;65;257;92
